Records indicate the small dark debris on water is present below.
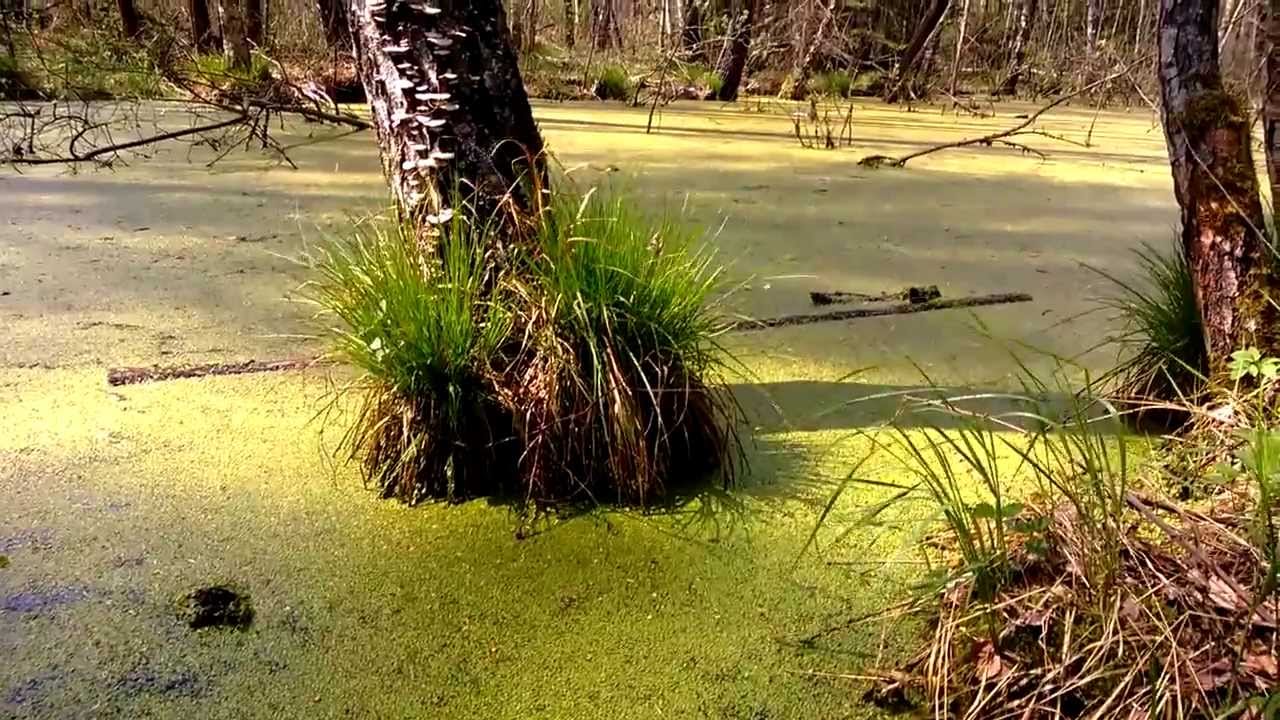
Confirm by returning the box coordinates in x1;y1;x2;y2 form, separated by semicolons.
175;585;253;630
0;555;9;569
810;284;942;307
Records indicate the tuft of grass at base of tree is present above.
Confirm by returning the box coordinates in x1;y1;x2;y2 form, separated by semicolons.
1092;242;1206;427
304;185;738;507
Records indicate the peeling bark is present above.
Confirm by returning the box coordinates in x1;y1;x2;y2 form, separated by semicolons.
347;0;545;237
1158;0;1280;369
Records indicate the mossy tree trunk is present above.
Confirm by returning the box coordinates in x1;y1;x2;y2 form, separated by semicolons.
714;0;753;101
1159;0;1280;372
347;0;545;240
884;0;949;103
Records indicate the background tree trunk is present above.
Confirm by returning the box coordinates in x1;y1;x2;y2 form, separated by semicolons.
592;0;621;49
680;0;702;60
1158;0;1280;369
781;0;836;99
714;0;753;101
222;0;251;70
316;0;350;52
346;0;545;233
885;0;949;103
1086;0;1102;54
1000;0;1038;95
189;0;220;52
116;0;142;37
564;0;577;47
245;0;264;47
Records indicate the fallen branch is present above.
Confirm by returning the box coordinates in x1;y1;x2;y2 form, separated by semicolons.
107;358;323;386
728;292;1033;332
857;59;1144;168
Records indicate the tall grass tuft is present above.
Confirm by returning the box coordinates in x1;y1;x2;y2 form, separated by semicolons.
303;215;516;502
1093;242;1206;425
517;189;738;504
305;185;738;506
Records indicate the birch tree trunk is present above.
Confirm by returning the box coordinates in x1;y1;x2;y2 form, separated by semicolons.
1000;0;1037;95
1086;0;1102;55
884;0;949;103
1159;0;1280;370
347;0;545;236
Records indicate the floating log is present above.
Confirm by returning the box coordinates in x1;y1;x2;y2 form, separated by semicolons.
729;292;1033;332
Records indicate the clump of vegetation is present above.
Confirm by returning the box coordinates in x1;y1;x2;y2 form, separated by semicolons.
1093;243;1206;426
810;70;853;98
304;216;517;502
593;64;633;101
306;187;737;506
840;365;1280;718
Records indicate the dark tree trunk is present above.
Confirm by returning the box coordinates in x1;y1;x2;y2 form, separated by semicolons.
347;0;545;236
681;0;702;61
1158;0;1280;370
999;0;1038;95
317;0;350;52
564;0;577;48
714;0;753;101
245;0;264;47
116;0;142;37
190;0;220;53
1264;0;1280;210
884;0;949;103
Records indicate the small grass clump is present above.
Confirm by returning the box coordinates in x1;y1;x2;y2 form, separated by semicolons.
593;64;632;101
810;70;853;98
306;186;737;506
1093;242;1206;426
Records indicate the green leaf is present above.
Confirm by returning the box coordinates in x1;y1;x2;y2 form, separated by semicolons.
971;502;996;520
999;502;1025;519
